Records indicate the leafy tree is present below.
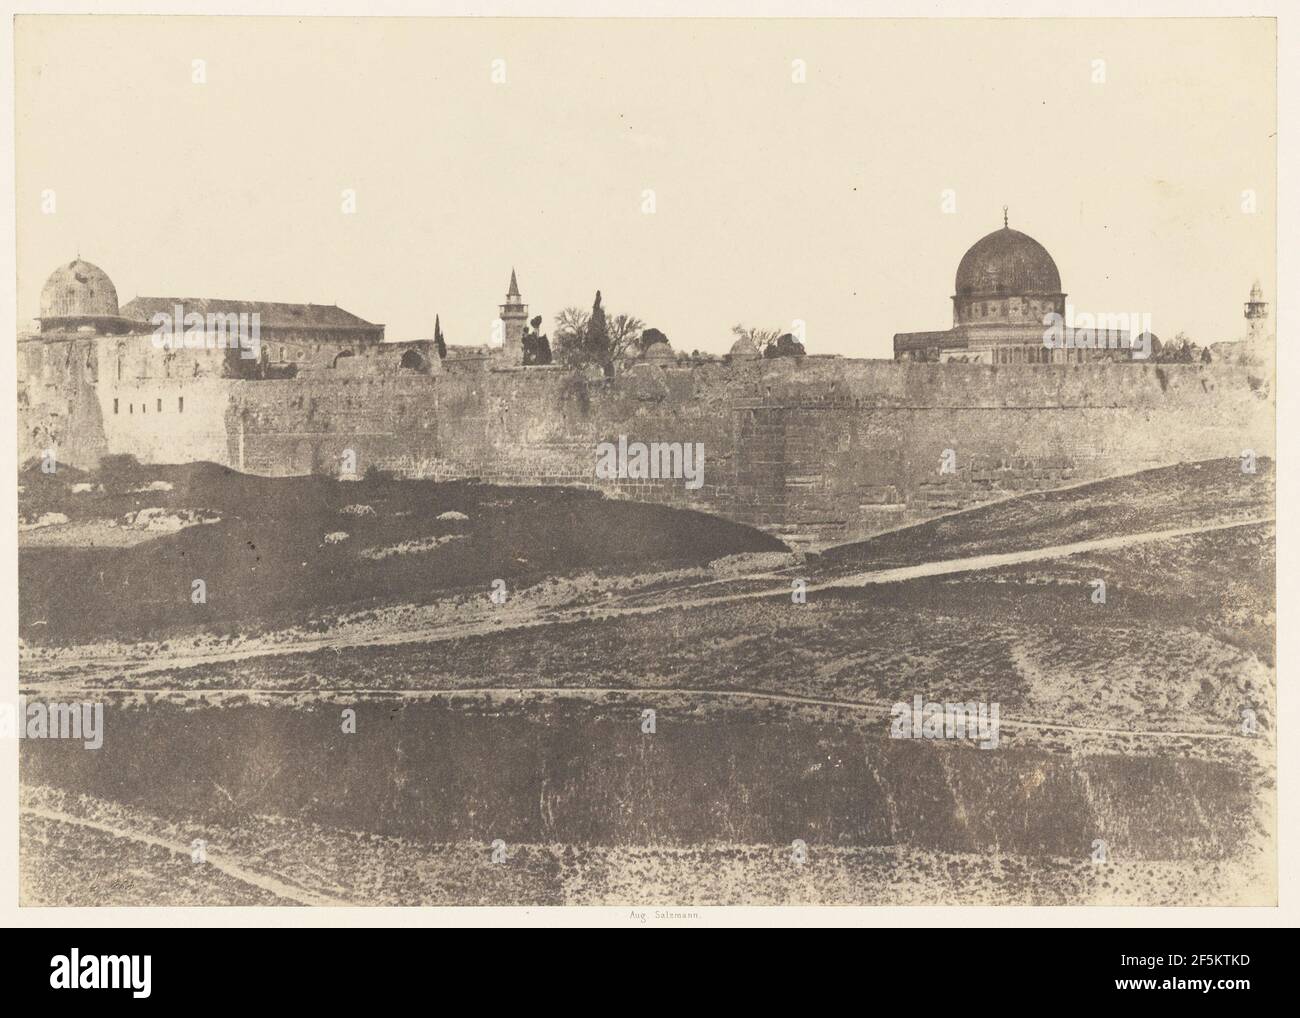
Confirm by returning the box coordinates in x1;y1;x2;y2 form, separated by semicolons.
732;324;781;350
764;332;807;358
552;306;592;367
639;327;670;353
434;315;447;360
588;291;610;372
1154;331;1200;364
552;294;645;375
522;314;552;365
608;313;646;361
732;324;806;358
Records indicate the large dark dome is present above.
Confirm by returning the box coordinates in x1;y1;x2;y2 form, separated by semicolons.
39;259;119;319
954;227;1061;298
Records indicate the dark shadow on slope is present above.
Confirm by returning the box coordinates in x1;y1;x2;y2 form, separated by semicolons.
19;460;785;646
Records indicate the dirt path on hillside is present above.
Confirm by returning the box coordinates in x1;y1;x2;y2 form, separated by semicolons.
18;683;1271;749
21;805;350;906
20;516;1273;685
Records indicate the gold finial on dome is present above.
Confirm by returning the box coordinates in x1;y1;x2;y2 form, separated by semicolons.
1002;205;1009;228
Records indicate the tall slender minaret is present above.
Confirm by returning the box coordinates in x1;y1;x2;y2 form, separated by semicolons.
499;268;528;364
1245;280;1269;344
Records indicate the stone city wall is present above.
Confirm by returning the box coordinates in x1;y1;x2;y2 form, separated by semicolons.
20;348;1273;545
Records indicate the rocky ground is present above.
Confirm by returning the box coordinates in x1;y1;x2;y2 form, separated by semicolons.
17;458;1277;906
19;456;785;646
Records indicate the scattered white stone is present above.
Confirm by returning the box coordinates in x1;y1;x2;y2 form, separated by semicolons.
339;504;376;517
19;511;69;532
129;480;174;493
360;533;467;560
323;531;351;544
122;507;222;532
70;482;103;494
708;550;804;577
437;510;469;521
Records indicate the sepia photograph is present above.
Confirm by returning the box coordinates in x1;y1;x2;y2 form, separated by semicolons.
2;3;1290;947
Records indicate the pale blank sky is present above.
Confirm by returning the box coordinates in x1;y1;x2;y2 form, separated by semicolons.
16;16;1275;357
